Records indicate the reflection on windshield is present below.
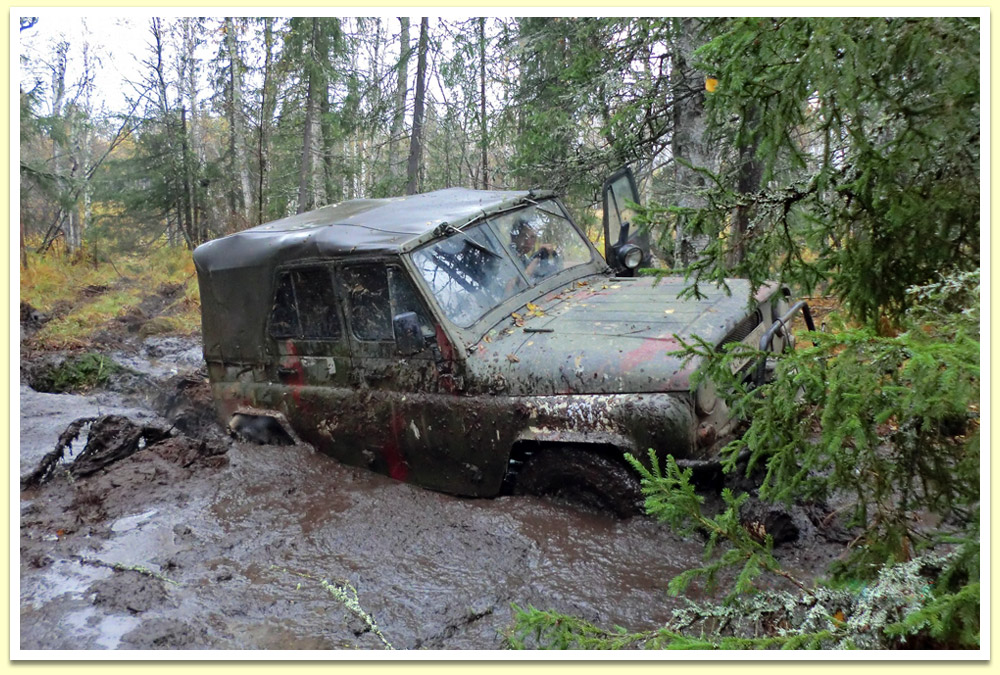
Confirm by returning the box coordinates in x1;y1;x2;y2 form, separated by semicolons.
412;224;526;327
491;201;592;282
411;199;594;328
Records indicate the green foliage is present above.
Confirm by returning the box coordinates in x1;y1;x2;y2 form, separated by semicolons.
509;549;973;649
625;451;802;599
508;270;979;650
670;17;979;328
507;17;675;206
711;271;978;575
33;353;121;394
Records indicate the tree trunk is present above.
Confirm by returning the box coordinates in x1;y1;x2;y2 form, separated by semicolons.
321;29;340;204
21;222;28;269
390;18;410;185
225;18;252;227
150;19;187;242
406;18;429;195
479;17;489;189
257;18;277;224
670;18;716;267
180;106;195;244
297;19;323;213
49;41;69;251
180;18;202;239
728;105;763;268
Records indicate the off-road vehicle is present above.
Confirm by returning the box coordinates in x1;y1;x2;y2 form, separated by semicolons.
193;168;813;515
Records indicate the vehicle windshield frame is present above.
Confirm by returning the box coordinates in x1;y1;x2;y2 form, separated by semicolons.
408;199;598;330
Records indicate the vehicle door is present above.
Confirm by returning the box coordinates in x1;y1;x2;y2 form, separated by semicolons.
263;264;354;445
603;166;650;274
338;262;485;492
266;264;351;389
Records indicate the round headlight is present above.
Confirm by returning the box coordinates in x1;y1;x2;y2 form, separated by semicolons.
618;244;643;270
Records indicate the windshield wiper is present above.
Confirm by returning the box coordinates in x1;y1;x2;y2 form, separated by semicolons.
444;224;500;259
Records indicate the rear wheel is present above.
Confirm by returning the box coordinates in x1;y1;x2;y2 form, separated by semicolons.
513;447;644;518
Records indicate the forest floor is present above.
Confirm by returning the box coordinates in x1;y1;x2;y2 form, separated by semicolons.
17;276;849;652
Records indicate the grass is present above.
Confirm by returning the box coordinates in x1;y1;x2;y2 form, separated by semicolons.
21;244;201;349
32;353;121;393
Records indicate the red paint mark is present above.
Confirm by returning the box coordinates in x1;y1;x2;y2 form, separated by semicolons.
434;325;461;394
621;337;679;372
282;339;306;405
382;410;409;481
435;324;455;362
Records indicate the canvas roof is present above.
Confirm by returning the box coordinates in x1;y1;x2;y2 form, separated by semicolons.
194;187;542;273
192;187;546;361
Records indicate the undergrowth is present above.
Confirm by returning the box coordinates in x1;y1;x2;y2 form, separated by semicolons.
31;353;121;393
507;269;980;650
21;244;201;348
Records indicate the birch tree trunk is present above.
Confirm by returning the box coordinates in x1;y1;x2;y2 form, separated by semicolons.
49;41;69;251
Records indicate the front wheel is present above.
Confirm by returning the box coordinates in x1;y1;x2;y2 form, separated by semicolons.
513;447;644;518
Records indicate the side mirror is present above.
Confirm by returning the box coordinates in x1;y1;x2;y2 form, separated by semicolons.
393;312;425;356
602;166;650;275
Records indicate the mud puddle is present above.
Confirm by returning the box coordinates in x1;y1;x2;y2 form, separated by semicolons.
19;336;835;651
20;415;709;650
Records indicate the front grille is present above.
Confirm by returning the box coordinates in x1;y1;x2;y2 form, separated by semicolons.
717;309;763;351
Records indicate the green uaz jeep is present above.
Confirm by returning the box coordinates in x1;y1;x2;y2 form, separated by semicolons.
193;168;813;515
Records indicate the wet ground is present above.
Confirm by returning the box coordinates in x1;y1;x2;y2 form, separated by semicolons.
18;333;840;652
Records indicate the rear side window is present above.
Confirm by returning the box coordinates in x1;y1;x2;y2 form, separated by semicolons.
341;265;393;341
268;267;342;340
341;264;435;342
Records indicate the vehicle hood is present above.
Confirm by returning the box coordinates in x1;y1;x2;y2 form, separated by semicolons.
463;275;775;396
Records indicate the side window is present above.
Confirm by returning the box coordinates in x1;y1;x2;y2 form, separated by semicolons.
341;265;393;341
268;267;341;340
342;264;436;342
388;267;436;338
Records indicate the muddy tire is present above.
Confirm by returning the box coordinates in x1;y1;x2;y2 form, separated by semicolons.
514;447;643;518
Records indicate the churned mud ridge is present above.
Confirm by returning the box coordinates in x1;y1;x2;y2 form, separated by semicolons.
22;415;229;491
113;282;186;335
154;371;224;439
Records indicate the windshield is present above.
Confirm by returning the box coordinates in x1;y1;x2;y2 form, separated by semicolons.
411;199;594;327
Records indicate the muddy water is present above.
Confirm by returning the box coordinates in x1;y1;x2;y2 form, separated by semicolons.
19;389;707;651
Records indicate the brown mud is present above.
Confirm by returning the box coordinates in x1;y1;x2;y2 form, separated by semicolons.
18;295;846;651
